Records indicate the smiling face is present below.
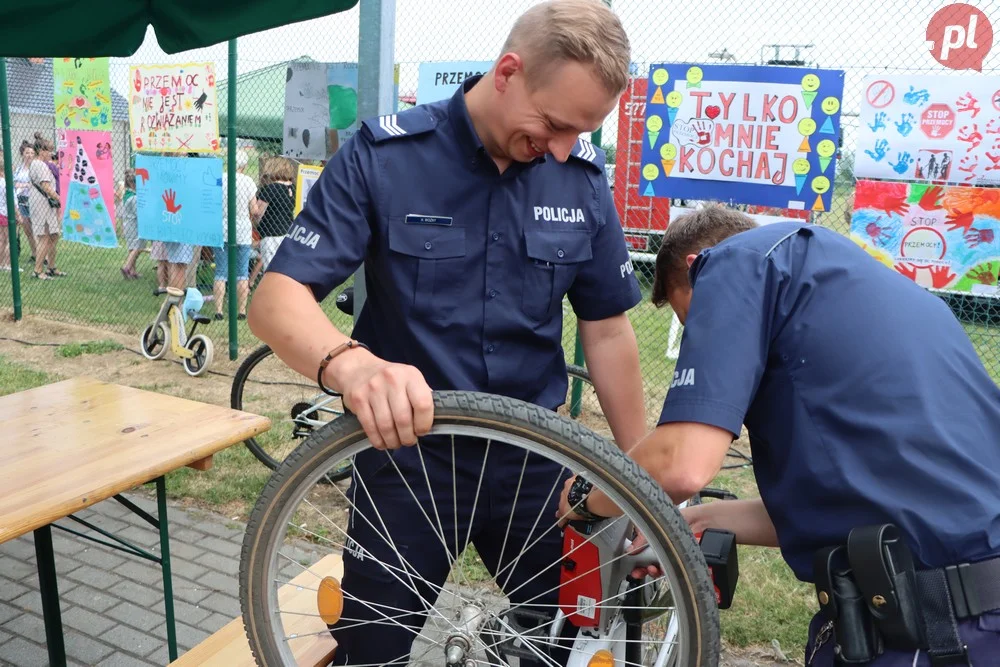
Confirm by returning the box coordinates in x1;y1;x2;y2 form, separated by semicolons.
821;96;840;115
492;55;618;164
802;74;820;92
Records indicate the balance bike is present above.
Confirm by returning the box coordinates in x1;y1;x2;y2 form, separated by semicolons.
140;286;215;377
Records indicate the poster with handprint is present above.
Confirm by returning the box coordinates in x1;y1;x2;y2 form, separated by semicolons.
53;58;112;131
639;63;845;212
128;62;219;153
135;155;223;247
850;179;1000;297
856;75;1000;187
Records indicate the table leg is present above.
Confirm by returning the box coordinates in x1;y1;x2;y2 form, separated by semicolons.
156;476;178;662
34;525;67;667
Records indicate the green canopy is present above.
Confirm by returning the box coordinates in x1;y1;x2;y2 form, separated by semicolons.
0;1;359;57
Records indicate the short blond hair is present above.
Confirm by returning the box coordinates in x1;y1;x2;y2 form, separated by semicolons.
501;0;631;96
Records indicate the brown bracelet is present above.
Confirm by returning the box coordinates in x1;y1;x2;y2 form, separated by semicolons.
317;339;370;396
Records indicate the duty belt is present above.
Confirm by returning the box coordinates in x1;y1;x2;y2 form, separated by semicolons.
815;524;1000;666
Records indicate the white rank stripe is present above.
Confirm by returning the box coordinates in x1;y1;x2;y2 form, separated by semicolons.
379;114;406;136
576;140;596;162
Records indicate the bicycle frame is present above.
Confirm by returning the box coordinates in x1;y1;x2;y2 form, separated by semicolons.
147;287;197;360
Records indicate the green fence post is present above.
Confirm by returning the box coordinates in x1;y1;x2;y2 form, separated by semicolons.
227;39;238;360
569;123;604;418
0;58;22;320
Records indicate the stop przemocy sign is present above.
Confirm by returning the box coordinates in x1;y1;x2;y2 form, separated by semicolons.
920;103;956;139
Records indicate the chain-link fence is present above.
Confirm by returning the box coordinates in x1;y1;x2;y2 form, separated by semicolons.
1;0;998;417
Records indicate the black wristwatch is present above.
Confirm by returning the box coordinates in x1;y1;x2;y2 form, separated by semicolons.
566;476;609;522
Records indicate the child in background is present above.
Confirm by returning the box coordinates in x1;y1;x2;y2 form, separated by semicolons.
118;170;146;279
0;156;16;272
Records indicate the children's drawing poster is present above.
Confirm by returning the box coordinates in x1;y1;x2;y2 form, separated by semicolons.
53;58;112;131
135;155;223;247
294;164;323;217
416;61;492;105
850;179;1000;296
639;63;845;212
283;62;330;160
128;63;219;153
855;75;1000;187
327;63;359;145
56;129;116;247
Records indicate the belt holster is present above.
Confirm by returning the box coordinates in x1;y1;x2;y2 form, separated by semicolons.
846;524;969;666
814;545;882;664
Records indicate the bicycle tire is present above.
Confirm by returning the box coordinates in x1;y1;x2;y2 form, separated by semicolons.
231;344;351;481
240;390;721;667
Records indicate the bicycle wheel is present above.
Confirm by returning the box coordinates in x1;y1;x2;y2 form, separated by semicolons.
241;390;720;667
231;344;350;479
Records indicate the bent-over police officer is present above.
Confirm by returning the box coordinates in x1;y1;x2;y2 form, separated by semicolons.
560;205;1000;666
248;1;648;663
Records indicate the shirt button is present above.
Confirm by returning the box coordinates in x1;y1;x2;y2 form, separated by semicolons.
488;289;497;298
492;232;500;241
556;248;565;258
487;344;495;353
424;241;432;250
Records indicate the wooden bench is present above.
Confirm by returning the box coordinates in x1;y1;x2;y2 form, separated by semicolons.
169;553;343;666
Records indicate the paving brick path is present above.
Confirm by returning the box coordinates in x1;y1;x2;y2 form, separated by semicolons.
0;492;321;667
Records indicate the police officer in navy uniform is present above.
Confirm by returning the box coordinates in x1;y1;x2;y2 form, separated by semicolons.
561;205;1000;665
248;1;647;663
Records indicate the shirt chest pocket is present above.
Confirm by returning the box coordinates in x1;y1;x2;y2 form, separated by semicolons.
523;229;593;321
388;221;467;322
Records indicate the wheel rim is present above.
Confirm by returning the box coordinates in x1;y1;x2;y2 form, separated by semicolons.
246;419;712;666
144;324;166;357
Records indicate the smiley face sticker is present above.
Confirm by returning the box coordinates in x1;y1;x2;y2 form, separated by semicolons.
647;115;664;133
798;118;817;136
817;140;836;158
642;164;660;181
660;143;677;161
792;158;811;175
665;91;683;108
686;66;703;88
652;68;669;86
811;176;831;194
801;74;820;92
821;97;840;115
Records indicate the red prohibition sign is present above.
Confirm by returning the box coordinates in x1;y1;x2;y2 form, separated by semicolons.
867;80;895;109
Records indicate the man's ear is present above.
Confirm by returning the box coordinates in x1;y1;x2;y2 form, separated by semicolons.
685;253;698;268
493;54;521;93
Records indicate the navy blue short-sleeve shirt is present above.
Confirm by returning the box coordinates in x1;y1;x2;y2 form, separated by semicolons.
659;221;1000;581
267;75;641;411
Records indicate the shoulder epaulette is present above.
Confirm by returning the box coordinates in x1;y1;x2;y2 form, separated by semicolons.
361;107;438;143
568;137;606;172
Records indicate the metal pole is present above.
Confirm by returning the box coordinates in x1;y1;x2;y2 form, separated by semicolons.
227;39;238;359
34;525;66;666
353;0;396;325
0;59;22;319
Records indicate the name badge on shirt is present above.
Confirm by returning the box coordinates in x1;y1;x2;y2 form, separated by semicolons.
405;214;453;226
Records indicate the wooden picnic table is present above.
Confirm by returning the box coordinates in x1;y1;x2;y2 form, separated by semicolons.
0;376;270;666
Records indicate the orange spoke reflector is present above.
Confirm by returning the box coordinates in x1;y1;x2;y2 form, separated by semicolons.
588;650;615;667
317;576;344;625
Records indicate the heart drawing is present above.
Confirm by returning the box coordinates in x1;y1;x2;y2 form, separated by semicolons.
705;105;721;120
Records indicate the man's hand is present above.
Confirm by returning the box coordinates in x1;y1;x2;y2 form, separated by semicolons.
556;475;623;526
328;357;434;450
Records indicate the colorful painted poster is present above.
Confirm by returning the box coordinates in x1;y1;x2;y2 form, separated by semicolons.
56;129;116;247
294;164;323;217
128;63;219;153
135;155;223;247
855;75;1000;187
327;63;359;146
53;58;112;131
639;63;845;213
416;61;492;105
283;62;331;160
850;179;1000;297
